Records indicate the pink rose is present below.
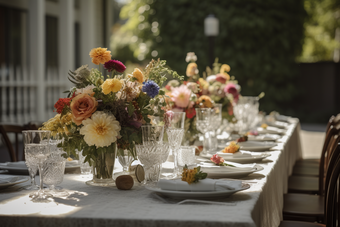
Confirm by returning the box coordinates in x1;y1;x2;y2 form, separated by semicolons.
224;83;239;102
210;154;225;165
215;74;228;84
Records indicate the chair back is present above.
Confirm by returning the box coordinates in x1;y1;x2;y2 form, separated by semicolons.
325;143;340;226
0;123;39;162
318;124;340;194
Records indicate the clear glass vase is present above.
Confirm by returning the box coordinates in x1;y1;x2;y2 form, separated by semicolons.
86;144;117;187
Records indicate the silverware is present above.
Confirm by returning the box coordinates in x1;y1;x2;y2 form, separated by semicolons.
152;193;236;206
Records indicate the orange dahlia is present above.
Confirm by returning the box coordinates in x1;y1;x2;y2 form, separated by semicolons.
89;47;112;65
197;95;213;108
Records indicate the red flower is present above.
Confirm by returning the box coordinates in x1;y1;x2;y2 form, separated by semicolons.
165;85;171;91
54;92;75;114
185;108;196;119
104;60;126;73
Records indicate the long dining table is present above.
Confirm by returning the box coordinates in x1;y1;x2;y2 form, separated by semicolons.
0;117;302;227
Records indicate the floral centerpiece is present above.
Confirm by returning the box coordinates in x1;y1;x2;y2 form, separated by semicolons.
41;47;182;186
163;52;241;145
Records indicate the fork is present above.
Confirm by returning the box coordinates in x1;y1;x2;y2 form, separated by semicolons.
152;193;236;206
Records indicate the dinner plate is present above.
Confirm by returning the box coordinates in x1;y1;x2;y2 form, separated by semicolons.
247;134;280;142
201;164;264;179
0;176;28;189
0;161;80;175
266;121;289;129
146;183;250;199
215;151;271;164
237;141;277;151
257;126;286;135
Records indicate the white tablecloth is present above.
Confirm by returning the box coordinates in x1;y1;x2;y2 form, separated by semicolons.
0;120;302;227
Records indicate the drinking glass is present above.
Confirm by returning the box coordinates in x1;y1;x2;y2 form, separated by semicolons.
23;130;51;202
233;96;259;133
177;146;196;170
24;155;39;190
164;111;186;177
117;148;135;174
141;125;164;145
209;104;222;154
135;143;170;185
77;150;92;178
166;128;184;177
195;108;212;155
43;156;68;197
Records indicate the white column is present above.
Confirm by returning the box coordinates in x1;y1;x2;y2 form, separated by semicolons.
29;0;45;121
59;0;74;89
80;0;96;67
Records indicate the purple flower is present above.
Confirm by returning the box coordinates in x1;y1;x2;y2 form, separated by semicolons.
103;60;126;73
142;80;159;98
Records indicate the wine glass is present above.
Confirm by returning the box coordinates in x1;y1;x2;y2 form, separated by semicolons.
135;142;170;185
117;148;135;174
22;130;52;202
164;111;186;178
195;108;212;155
43;156;68;197
209;104;222;154
24;154;39;190
141;125;164;145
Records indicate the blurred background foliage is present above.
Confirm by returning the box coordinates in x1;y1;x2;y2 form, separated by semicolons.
111;0;340;118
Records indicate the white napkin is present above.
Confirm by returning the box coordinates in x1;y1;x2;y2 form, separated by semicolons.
6;161;27;168
216;151;252;157
66;160;79;166
200;163;256;173
157;178;242;191
0;176;20;184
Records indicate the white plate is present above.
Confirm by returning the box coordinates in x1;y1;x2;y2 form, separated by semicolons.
247;134;280;142
216;152;271;164
146;183;250;199
0;161;79;175
257;126;286;135
0;163;29;175
0;176;28;189
237;141;277;151
267;121;289;129
201;164;264;179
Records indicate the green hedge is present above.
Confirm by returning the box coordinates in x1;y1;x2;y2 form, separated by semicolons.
117;0;307;114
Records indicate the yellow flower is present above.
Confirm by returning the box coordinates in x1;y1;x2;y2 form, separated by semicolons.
261;123;268;129
102;78;123;94
80;111;121;148
197;95;213;108
186;63;198;77
198;78;209;89
89;47;112;65
181;167;198;184
132;68;145;83
220;64;231;74
223;141;240;153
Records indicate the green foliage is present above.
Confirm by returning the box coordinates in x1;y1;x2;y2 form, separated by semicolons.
118;0;307;114
298;0;340;62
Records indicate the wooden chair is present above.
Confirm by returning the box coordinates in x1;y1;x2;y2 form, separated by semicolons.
280;143;340;227
288;126;340;194
0;122;40;162
294;114;340;168
282;141;340;223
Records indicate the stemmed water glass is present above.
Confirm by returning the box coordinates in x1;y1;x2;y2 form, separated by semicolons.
164;111;185;178
209;104;222;154
195;108;212;156
22;130;52;202
117;148;135;175
43;134;68;197
24;155;39;190
141;125;164;145
135;142;169;185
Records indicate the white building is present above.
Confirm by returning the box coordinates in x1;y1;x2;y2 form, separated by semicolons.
0;0;114;124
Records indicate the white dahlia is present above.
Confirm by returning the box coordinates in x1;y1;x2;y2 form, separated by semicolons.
80;111;121;148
